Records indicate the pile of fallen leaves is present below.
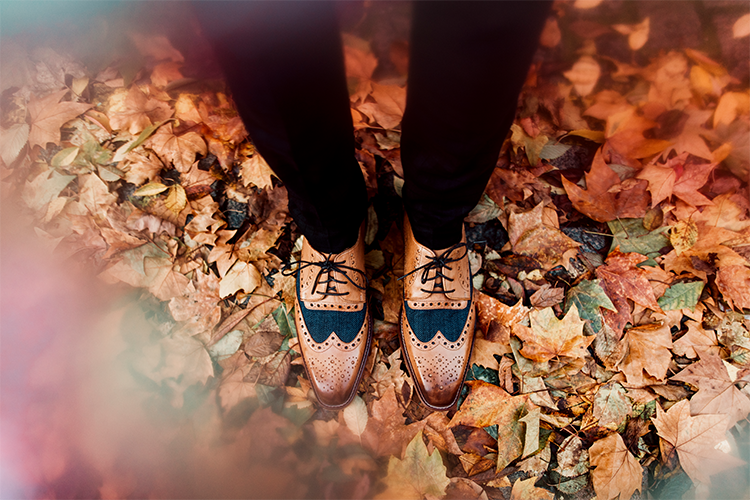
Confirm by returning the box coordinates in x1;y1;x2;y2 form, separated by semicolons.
2;1;750;499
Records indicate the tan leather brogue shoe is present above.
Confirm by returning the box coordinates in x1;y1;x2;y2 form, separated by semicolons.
287;227;372;409
400;216;476;410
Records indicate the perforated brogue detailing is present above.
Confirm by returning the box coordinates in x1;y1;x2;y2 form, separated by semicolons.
305;351;360;394
413;351;464;388
303;302;365;311
404;304;474;351
406;300;466;309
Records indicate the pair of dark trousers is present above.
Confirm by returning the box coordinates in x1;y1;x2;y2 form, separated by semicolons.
194;1;551;253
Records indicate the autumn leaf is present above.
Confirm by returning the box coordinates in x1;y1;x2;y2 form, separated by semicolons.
596;250;662;312
561;147;649;222
219;261;262;298
637;155;716;207
617;322;672;387
591;382;632;430
165;184;187;214
0;123;29;165
343;395;368;437
147;123;206;172
672;349;750;429
653;400;744;485
28;89;94;148
144;256;190;301
657;281;704;311
375;431;450;500
507;202;580;271
218;351;257;412
475;293;528;342
590;433;643;500
672;321;719;359
240;152;275;189
510;477;554;500
514;305;591;363
449;381;536;471
564;279;616;335
108;85;172;135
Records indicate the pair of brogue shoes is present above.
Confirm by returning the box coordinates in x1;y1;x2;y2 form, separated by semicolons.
288;216;475;410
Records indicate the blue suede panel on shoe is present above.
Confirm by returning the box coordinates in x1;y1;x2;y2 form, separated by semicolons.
299;300;367;343
403;302;471;343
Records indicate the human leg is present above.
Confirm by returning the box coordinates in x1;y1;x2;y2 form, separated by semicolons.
399;1;552;409
194;1;371;408
194;1;367;253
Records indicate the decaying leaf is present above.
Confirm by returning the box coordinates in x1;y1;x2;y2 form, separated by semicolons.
375;431;450;500
590;433;643;500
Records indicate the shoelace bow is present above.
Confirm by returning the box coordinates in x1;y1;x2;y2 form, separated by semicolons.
398;242;468;294
282;253;368;297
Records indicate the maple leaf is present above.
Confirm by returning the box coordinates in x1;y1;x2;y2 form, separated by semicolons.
596;251;662;312
79;173;117;216
470;338;511;370
672;349;750;429
356;83;406;130
561;147;649;222
108;86;172;135
375;431;450;500
147;123;206;172
507;202;580;271
144;256;190;301
617;322;672;387
637;154;716;207
240;152;275;189
219;261;262;298
590;433;643;500
27;89;93;148
716;265;750;311
475;293;528;342
672;320;719;359
513;305;591;363
448;381;536;471
529;284;565;308
592;382;632;430
653;400;744;485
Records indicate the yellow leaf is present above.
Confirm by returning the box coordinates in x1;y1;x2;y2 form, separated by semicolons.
165;184;187;214
670;220;698;256
515;305;591;363
133;181;168;197
690;66;714;96
564;129;605;143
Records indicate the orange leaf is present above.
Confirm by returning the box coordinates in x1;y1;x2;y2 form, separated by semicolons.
28;89;93;148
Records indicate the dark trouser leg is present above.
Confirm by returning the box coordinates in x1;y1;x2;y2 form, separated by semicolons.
193;1;366;254
402;1;552;250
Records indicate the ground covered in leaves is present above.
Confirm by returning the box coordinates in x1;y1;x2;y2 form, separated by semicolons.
2;1;750;499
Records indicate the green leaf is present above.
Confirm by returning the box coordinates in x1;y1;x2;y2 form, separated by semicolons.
608;218;669;266
51;146;79;168
657;281;704;311
133;181;168;197
126;120;167;154
565;279;615;335
272;303;296;339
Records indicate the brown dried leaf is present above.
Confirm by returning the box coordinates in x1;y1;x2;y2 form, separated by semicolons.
28;89;93;148
590;433;643;500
